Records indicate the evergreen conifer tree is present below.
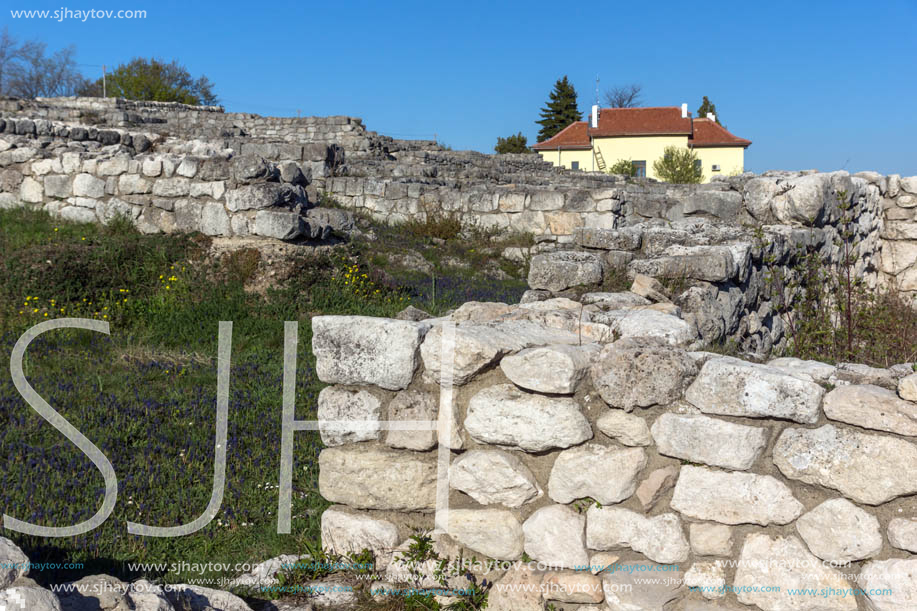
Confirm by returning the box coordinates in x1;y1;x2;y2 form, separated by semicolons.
696;96;721;124
536;76;582;142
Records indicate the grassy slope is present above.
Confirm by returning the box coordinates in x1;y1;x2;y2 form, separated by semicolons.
0;207;527;596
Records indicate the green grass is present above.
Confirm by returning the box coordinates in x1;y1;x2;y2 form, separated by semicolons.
0;206;527;605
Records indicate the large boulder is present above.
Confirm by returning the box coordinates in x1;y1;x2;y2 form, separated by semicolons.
229;154;275;182
522;505;589;569
770;171;854;225
0;536;29;589
57;574;132;611
251;209;304;240
499;344;597;394
684;356;825;424
127;579;174;611
420;320;579;385
860;558;917;611
773;425;917;505
650;413;768;470
888;517;917;553
574;226;642;251
312;316;429;390
611;309;699;347
733;534;857;611
671;465;804;526
318;447;437;511
547;443;646;505
449;450;540;507
586;507;690;564
591;337;697;410
464;384;592;452
823;384;917;436
225;182;307;212
794;498;882;563
0;586;62;611
384;390;439;451
628;245;738;282
601;561;685;611
448;509;524;560
316;386;381;446
595;410;652;446
163;585;252;611
320;508;401;568
528;251;604;292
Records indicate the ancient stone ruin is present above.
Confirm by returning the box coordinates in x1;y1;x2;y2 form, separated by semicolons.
1;96;916;610
309;303;917;611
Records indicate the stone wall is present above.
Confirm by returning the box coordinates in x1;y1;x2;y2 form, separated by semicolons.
311;305;917;611
3;95;917;357
0;96;377;155
0;118;353;240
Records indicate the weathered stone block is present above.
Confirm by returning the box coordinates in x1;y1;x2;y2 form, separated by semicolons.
773;425;917;505
671;465;804;525
72;173;105;198
318;447;437;511
685;356;824;424
317;386;381;446
548;443;645;505
528;251;603;292
312;316;429;390
464;384;592;452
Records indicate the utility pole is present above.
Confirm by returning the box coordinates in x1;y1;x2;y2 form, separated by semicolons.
102;64;107;98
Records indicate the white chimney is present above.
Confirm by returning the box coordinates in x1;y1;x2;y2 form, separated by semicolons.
591;104;599;128
681;103;688;118
707;112;716;123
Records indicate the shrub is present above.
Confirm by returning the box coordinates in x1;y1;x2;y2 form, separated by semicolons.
763;191;917;366
401;202;463;241
494;132;531;154
607;158;637;177
653;146;704;184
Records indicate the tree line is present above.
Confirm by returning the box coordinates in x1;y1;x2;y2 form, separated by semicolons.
0;27;218;105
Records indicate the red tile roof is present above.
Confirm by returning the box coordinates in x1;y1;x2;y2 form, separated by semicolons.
532;107;751;150
590;106;692;137
689;117;752;148
531;121;592;150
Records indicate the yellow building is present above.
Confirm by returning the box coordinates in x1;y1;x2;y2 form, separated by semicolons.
532;105;751;182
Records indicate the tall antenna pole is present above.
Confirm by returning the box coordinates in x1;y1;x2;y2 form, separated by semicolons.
595;75;600;106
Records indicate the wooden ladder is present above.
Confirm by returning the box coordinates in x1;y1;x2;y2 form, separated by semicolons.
594;148;606;172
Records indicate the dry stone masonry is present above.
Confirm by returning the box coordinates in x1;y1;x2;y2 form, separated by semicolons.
312;299;917;611
3;97;917;361
2;96;917;609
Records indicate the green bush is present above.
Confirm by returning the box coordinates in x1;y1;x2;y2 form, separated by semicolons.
607;158;637;177
494;132;531;154
761;191;917;366
653;146;704;184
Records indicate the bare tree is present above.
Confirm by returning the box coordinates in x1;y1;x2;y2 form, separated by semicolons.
1;27;87;98
603;84;643;108
0;26;40;95
7;43;86;98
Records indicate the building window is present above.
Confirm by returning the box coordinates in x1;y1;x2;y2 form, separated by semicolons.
571;161;579;170
694;159;702;174
632;160;646;177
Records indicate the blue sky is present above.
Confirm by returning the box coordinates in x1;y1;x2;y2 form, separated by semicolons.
4;0;916;174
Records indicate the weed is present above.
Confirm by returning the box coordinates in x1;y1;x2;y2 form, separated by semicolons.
222;248;261;285
400;201;463;242
757;191;917;366
572;497;601;513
